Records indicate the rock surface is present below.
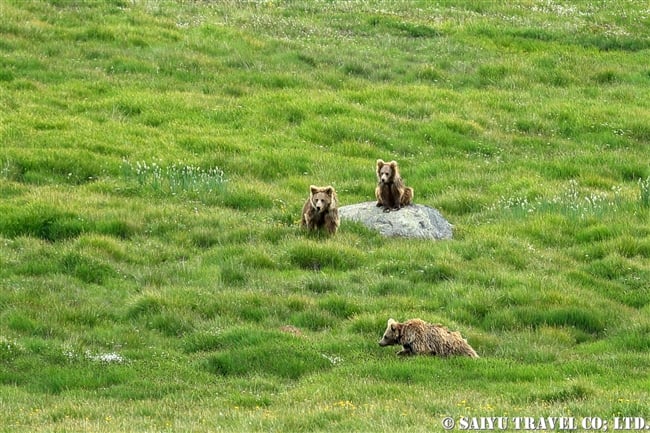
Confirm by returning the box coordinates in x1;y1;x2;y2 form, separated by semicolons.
339;202;453;240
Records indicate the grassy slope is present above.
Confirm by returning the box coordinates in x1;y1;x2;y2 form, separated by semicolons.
1;1;649;431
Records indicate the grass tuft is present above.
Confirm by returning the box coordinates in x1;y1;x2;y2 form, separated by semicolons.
305;276;337;294
639;176;650;208
0;204;86;242
204;329;331;379
148;313;194;337
318;296;360;319
121;159;227;199
533;384;592;403
60;251;116;284
290;311;332;332
287;242;363;271
126;295;165;319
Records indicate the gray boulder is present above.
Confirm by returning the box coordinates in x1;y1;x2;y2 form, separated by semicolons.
339;202;453;240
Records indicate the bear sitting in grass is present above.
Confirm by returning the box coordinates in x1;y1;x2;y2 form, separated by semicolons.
379;318;478;358
301;185;340;235
375;159;414;212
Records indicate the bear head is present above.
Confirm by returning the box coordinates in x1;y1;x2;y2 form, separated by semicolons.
309;185;335;213
378;318;402;346
376;159;398;185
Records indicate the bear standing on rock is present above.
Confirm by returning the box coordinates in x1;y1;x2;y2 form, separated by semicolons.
301;185;340;235
379;318;479;358
375;159;414;212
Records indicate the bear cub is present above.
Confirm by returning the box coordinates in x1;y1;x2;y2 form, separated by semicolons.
301;185;340;235
379;318;478;358
375;159;413;212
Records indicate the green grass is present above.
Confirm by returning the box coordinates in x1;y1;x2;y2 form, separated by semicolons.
1;1;650;431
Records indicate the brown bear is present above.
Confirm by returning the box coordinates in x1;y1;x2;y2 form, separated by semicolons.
379;318;478;358
375;159;414;212
301;185;340;235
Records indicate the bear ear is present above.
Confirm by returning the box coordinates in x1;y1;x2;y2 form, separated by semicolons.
389;161;398;168
376;159;385;168
310;185;319;194
324;186;334;195
387;318;396;328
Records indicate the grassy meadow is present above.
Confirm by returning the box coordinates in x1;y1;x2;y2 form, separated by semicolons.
1;0;650;431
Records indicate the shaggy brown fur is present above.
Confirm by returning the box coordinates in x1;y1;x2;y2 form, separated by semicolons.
301;185;340;235
379;318;478;358
375;159;413;212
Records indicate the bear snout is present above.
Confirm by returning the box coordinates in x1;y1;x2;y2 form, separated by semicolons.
314;199;326;212
378;336;391;346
